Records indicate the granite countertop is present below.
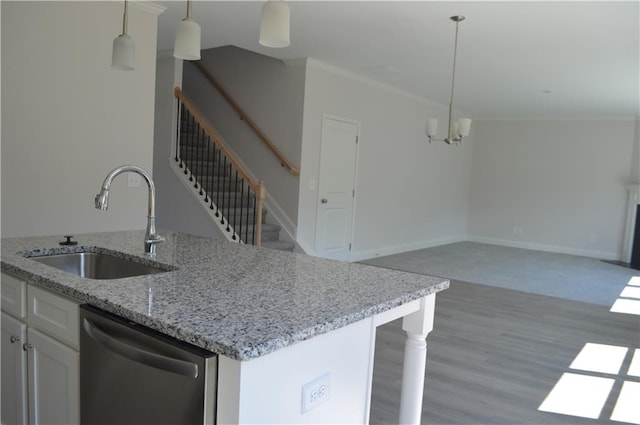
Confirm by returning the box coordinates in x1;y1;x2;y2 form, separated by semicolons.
1;230;449;361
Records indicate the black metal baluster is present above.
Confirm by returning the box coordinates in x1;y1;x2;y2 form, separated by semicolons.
175;100;181;164
194;123;201;190
252;189;257;244
203;134;211;201
225;158;232;233
214;147;221;215
231;170;239;241
185;113;193;178
220;156;228;226
241;180;248;244
210;143;217;211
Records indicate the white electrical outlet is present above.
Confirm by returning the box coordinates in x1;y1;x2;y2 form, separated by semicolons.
301;373;330;414
127;173;141;187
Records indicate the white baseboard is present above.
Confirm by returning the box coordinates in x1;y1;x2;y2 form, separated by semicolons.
350;235;621;262
467;236;621;261
349;236;467;262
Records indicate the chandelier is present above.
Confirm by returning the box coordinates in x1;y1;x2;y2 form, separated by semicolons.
426;16;472;145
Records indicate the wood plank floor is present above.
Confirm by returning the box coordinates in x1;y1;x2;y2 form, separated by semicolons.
370;280;640;424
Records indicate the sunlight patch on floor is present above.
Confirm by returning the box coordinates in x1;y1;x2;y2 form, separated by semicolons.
570;343;628;374
540;343;640;423
620;286;640;299
627;276;640;287
610;381;640;424
610;298;640;315
628;349;640;378
538;373;614;419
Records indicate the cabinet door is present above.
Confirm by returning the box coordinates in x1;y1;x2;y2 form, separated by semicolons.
27;285;79;349
1;312;28;425
27;328;79;425
1;273;27;319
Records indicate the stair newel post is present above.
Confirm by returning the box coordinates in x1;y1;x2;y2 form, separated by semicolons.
254;181;266;247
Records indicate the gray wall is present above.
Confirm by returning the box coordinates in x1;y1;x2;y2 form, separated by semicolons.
468;119;637;259
1;1;162;238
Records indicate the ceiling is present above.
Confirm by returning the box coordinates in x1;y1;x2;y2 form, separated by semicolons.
155;1;640;120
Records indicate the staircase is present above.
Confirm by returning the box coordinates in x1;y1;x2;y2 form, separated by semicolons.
176;94;294;252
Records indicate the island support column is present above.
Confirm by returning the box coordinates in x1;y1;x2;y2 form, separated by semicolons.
398;294;436;424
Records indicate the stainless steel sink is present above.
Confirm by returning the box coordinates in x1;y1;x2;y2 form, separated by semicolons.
31;252;172;280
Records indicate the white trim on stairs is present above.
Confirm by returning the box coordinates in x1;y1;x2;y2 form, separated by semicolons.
169;158;243;244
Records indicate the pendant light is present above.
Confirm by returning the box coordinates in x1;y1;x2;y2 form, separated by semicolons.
174;0;201;60
259;0;290;48
426;16;472;145
111;0;135;71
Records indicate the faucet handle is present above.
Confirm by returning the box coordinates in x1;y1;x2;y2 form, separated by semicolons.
145;234;165;243
144;234;164;256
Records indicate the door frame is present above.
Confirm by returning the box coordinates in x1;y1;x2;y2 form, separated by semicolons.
314;113;361;261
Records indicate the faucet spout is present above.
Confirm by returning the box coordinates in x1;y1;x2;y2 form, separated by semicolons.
95;165;164;255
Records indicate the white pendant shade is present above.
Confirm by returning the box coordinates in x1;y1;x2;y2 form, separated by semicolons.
174;18;201;60
456;118;472;137
112;34;135;71
259;0;290;48
426;119;438;137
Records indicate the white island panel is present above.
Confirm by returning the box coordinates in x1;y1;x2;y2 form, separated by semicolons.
219;317;375;424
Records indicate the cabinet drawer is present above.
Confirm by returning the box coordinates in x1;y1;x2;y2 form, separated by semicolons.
1;273;27;319
27;286;79;349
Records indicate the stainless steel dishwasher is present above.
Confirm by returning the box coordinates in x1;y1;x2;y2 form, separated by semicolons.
79;305;217;425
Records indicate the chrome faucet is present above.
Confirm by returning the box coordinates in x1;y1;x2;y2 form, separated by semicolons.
95;165;164;255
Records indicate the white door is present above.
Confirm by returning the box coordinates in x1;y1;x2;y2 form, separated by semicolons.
1;312;28;425
315;115;359;261
28;328;79;425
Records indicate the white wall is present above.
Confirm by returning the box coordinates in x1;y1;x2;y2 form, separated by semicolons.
182;47;305;235
468;119;637;259
152;56;224;240
299;60;474;259
1;1;162;238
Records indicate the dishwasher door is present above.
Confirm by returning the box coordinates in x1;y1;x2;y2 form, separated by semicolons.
80;305;217;425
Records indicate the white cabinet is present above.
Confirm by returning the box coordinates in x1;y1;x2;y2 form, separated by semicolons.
1;273;79;425
27;328;79;425
1;312;28;424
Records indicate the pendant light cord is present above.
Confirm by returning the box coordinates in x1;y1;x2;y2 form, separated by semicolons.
122;0;128;35
447;19;461;141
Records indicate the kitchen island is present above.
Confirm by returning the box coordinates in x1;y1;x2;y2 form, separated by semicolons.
2;230;448;424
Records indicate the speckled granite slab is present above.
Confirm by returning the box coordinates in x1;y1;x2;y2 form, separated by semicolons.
1;230;449;360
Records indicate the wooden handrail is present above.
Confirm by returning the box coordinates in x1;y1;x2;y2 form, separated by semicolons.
192;60;300;177
174;87;262;194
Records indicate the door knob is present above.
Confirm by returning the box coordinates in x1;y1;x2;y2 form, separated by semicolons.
10;335;20;344
22;342;32;352
321;198;328;204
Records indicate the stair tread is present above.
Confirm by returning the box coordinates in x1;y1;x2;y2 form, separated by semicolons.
260;240;295;252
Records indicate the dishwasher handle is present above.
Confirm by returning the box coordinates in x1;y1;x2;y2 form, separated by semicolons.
83;318;199;379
